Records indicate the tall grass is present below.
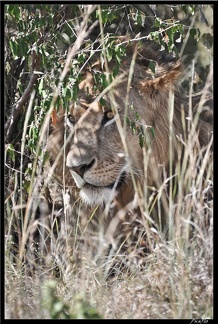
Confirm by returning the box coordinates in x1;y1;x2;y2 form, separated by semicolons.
5;10;213;318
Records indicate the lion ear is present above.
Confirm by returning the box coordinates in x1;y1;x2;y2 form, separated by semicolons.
138;59;182;92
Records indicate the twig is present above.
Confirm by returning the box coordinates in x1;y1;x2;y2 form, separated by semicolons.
5;47;41;143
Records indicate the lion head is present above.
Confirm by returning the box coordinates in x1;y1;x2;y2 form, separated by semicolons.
46;40;212;220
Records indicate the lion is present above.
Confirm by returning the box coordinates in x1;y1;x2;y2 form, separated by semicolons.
44;39;213;280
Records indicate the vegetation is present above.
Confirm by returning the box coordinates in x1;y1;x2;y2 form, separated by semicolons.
4;4;213;319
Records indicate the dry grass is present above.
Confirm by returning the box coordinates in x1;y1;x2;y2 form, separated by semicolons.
5;218;213;319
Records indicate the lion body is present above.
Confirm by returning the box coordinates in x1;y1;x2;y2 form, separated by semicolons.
44;40;212;280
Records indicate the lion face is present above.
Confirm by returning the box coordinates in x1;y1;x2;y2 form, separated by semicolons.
65;97;141;207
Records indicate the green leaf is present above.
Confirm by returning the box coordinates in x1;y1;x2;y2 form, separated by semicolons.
139;125;145;136
77;53;86;63
188;5;195;15
148;31;159;42
9;39;18;58
38;77;44;94
166;27;174;44
106;48;113;61
42;151;50;165
23;180;31;194
7;144;15;162
125;115;130;126
135;112;141;121
131;121;136;134
149;60;156;74
8;5;20;19
150;127;156;139
112;64;119;77
154;17;162;28
190;28;196;38
139;134;144;148
100;74;108;89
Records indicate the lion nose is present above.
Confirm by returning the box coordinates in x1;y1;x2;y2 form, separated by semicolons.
71;164;87;178
68;159;95;178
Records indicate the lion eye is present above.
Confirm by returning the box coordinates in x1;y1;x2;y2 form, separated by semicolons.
67;114;75;127
101;110;115;127
105;111;114;119
67;114;75;125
